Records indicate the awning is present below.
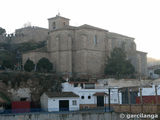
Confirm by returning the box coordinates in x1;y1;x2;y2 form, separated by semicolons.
93;92;108;96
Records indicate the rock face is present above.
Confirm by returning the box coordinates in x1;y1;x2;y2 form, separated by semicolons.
0;72;63;102
9;88;31;101
23;15;147;78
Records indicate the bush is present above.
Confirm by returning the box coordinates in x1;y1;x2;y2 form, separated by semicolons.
104;47;135;79
24;59;35;72
36;57;53;72
2;60;14;70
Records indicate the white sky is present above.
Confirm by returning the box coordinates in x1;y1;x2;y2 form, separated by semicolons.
0;0;160;59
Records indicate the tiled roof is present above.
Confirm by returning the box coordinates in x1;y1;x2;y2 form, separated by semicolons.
48;15;70;20
45;92;79;98
79;24;108;32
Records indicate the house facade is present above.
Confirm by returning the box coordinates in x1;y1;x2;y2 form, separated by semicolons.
62;81;121;109
23;14;147;78
40;92;79;112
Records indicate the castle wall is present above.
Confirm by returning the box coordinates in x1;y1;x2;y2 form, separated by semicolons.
13;26;49;44
0;26;49;44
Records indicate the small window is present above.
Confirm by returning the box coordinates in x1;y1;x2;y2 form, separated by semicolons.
63;22;66;25
85;83;95;89
94;35;97;45
81;96;84;99
88;96;91;99
20;98;27;101
72;100;77;105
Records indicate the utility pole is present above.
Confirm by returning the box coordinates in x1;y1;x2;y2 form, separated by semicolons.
139;76;143;105
138;55;143;112
155;85;158;105
108;88;111;111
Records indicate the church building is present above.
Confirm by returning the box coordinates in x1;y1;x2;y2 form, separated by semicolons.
23;14;147;78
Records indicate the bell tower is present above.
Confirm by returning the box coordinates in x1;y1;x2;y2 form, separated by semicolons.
48;14;70;31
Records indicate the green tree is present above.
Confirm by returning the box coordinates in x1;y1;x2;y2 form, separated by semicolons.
0;27;6;35
24;59;35;72
104;47;135;79
2;60;14;70
37;57;53;72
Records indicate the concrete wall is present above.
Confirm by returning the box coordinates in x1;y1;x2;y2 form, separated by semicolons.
40;93;48;111
0;112;125;120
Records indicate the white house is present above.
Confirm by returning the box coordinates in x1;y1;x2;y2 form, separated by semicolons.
62;81;121;109
40;92;79;112
137;84;160;96
148;65;160;79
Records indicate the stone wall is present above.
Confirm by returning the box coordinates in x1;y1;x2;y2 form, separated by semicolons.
23;52;49;64
0;26;49;44
12;26;49;44
0;112;125;120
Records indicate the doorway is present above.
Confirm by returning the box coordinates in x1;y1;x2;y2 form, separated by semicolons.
59;100;69;111
97;96;104;107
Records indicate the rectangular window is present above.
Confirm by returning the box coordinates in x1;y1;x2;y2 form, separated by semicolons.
84;83;95;89
94;35;97;45
72;100;77;105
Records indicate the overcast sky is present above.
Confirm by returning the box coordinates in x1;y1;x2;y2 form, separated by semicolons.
0;0;160;59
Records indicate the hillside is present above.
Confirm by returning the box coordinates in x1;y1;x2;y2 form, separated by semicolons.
147;57;160;67
0;72;65;103
0;41;46;69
